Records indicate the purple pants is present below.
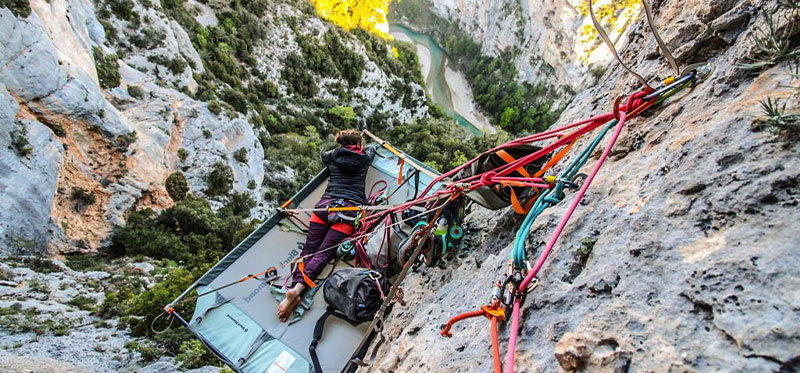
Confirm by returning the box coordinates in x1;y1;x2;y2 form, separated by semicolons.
291;198;356;286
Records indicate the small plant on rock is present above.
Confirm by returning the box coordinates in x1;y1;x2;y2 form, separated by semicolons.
759;97;800;138
70;187;97;211
116;131;138;150
204;162;233;196
739;11;800;71
233;147;248;164
4;0;31;17
128;85;145;99
176;339;218;369
177;148;189;162
11;129;32;157
68;295;97;312
208;101;222;115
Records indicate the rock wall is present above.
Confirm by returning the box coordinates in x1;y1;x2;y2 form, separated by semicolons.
0;0;430;255
368;0;800;371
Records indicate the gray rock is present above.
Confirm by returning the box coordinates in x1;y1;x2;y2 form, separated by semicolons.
170;20;205;74
0;85;65;252
130;262;155;274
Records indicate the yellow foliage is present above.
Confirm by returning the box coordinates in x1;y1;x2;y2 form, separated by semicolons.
310;0;393;40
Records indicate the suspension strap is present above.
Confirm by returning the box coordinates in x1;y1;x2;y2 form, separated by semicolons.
640;0;680;77
495;150;532;178
363;130;439;180
588;0;651;89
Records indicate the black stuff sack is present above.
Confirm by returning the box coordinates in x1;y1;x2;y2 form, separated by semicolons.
323;268;390;323
310;269;391;372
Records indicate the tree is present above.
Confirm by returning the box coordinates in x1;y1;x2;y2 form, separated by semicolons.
500;107;515;129
93;47;120;89
204;162;233;196
328;105;357;127
165;172;189;201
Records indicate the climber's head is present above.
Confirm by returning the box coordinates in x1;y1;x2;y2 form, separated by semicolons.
335;129;363;148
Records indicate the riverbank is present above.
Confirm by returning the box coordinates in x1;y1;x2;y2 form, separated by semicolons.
389;24;495;134
390;32;432;88
444;62;493;134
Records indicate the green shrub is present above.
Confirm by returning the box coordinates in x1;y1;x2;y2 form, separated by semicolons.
203;128;212;138
177;148;189;162
3;0;31;17
93;47;121;89
46;123;67;137
116;131;138;150
165;172;189;201
208;101;222;115
176;339;218;369
15;257;62;274
147;55;188;75
67;295;97;311
28;278;49;295
128;85;145;99
255;80;280;99
219;191;255;218
109;209;189;261
233;148;248;164
123;267;199;352
65;253;108;272
247;180;256;190
109;195;253;266
107;0;137;23
204;162;233;196
130;26;165;49
124;341;161;362
281;53;318;98
328;105;356;127
381;117;505;172
97;286;135;318
70;187;97;210
11;129;32;157
262;126;325;201
220;88;249;113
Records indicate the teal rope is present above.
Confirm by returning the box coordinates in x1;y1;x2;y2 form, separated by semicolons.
510;120;616;268
508;75;698;269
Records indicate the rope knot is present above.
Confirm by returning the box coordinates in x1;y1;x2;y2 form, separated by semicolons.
480;171;497;186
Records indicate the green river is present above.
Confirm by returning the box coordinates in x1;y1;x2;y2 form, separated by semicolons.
389;24;488;135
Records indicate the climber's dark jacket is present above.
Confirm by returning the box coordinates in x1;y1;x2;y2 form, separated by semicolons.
321;144;376;205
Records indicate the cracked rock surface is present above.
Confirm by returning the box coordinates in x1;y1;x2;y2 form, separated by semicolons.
368;1;799;372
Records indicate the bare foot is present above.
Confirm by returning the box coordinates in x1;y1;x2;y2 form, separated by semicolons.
277;288;302;322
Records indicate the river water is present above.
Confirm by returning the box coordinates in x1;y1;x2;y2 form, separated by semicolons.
389;24;493;135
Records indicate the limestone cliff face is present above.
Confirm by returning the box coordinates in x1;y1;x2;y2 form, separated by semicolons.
0;1;263;253
369;0;800;372
0;0;429;254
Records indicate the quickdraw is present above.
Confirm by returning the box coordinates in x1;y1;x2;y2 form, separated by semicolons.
441;282;507;373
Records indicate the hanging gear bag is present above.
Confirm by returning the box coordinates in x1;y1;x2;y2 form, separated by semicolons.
309;269;391;372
